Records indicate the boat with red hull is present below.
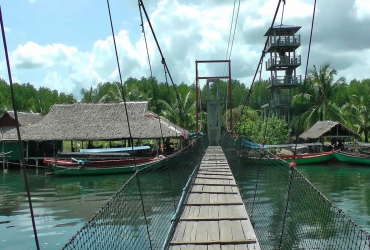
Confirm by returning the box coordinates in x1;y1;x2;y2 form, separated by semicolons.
43;145;162;175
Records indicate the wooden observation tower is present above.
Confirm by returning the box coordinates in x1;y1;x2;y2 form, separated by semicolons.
261;24;302;124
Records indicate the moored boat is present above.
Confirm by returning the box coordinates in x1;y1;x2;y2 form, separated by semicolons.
333;151;370;165
278;151;334;165
44;145;162;175
51;157;163;176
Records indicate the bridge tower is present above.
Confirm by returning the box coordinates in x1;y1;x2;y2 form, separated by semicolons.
205;79;222;146
195;60;232;146
261;24;302;125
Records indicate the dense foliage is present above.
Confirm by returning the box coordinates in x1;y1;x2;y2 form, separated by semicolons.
0;78;75;115
238;116;290;144
1;63;370;141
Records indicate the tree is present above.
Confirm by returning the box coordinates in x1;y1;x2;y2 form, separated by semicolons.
343;80;370;142
237;116;290;145
159;90;196;131
292;63;346;129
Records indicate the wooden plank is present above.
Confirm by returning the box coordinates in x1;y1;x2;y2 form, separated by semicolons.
170;239;257;245
179;217;249;221
184;202;244;206
235;245;249;250
196;221;208;242
193;183;237;186
190;191;238;194
208;220;219;241
197;173;233;176
196;177;234;180
220;220;233;241
208;244;221;250
231;221;246;241
198;170;231;172
199;168;229;170
172;221;187;242
170;147;260;249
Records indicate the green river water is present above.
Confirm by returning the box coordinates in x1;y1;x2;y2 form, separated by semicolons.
0;164;369;250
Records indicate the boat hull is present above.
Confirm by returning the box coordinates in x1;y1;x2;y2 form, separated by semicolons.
333;151;370;165
279;151;334;165
51;158;163;176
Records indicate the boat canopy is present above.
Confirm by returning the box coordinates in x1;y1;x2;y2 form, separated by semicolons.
358;142;370;147
266;142;322;148
58;152;130;157
79;145;151;154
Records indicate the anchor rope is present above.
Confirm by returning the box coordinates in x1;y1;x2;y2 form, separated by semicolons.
0;5;40;250
138;0;165;147
138;0;190;124
138;0;178;214
106;0;152;248
279;1;317;248
224;0;241;132
233;0;283;132
292;0;317;160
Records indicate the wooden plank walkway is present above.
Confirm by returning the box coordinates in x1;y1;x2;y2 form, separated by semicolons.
169;146;261;250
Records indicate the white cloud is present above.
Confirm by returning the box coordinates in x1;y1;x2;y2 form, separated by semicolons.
354;0;370;20
2;0;370;99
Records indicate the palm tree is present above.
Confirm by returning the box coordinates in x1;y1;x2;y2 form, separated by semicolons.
343;89;370;142
159;90;196;131
292;63;346;129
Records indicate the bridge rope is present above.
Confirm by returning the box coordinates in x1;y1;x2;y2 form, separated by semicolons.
138;0;190;125
106;0;153;249
224;0;241;132
233;0;283;133
0;5;41;250
292;0;317;161
138;0;165;148
276;0;317;248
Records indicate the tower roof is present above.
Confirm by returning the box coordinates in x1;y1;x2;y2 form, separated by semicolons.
264;24;301;36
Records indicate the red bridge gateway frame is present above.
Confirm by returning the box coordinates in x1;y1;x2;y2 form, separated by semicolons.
195;60;233;134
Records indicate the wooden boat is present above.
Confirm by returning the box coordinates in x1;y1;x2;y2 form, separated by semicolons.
333;151;370;165
241;138;333;165
79;145;151;154
44;145;161;175
51;157;163;176
278;151;335;165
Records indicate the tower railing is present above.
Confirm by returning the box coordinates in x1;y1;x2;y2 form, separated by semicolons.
267;75;302;88
266;55;301;70
266;34;301;51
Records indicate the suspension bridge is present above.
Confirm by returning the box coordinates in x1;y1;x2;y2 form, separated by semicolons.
1;0;370;249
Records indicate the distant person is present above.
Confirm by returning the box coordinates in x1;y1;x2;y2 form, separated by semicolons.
337;140;344;150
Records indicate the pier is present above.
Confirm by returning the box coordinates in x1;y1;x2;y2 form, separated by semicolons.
169;146;260;249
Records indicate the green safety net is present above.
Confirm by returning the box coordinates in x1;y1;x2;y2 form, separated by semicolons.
222;134;370;250
62;137;206;250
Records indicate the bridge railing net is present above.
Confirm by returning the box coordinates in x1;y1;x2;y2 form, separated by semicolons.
221;135;370;250
62;137;206;250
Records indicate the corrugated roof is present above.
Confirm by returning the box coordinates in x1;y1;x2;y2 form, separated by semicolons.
2;102;187;141
299;121;359;140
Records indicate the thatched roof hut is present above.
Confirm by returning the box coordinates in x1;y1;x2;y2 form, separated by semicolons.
299;121;360;140
0;111;43;133
2;102;187;141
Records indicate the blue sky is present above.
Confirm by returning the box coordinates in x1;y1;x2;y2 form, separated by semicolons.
0;0;369;100
2;0;139;50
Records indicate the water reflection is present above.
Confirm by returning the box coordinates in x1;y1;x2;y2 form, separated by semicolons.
0;169;132;250
299;164;370;232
